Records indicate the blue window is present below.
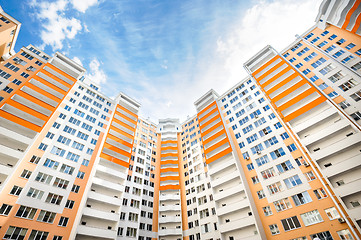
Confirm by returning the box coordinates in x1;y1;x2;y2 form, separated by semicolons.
321;30;329;36
280;132;289;140
327;91;339;98
283;52;290;58
304;33;314;40
325;45;336;53
345;43;355;50
310;37;320;44
332;50;345;58
355;48;361;56
263;105;270;111
243;152;250;159
226;110;231;115
336;38;346;45
224;104;228;109
309;75;319;82
255;155;269;167
311;57;326;68
276;160;294;173
232;124;237;130
247;163;254;171
317;41;328;48
287;143;297;152
284;175;302;189
270;148;286;160
235;133;241;139
328;34;337;40
274;122;282;129
341;55;354;64
268;113;276;120
239;142;245;149
295;63;303;68
302;69;311;75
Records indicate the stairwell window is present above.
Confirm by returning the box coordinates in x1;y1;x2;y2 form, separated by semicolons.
281;216;301;231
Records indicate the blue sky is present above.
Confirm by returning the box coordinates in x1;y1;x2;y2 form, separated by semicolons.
1;0;322;122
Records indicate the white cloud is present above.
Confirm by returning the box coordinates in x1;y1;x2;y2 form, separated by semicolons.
72;56;83;66
86;58;107;85
71;0;98;13
31;0;82;51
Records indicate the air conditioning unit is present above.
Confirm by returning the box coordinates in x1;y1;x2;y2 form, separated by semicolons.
14;60;21;65
304;162;310;167
245;157;250;160
26;67;32;71
338;218;346;223
255;115;259;119
257;151;261;154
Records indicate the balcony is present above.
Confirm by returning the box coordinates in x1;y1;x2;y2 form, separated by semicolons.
159;194;180;201
92;177;124;192
212;171;239;187
336;178;361;198
87;191;122;206
158;228;182;236
219;216;255;233
217;199;250;216
96;165;126;180
208;159;234;176
76;225;116;239
0;144;23;159
158;215;181;223
214;184;244;201
82;207;119;222
159;205;181;212
322;154;361;178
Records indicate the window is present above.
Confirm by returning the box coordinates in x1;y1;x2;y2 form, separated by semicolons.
126;227;137;237
292;191;312;206
0;204;13;216
267;182;282;195
60;164;75;175
50;146;65;157
82;159;89;166
274;198;292;212
304;171;316;181
37;210;56;223
287;143;297;152
247;163;254;171
20;169;32;179
12;79;22;85
264;136;278;148
350;91;361;102
53;178;69;189
310;231;333;240
351;62;361;71
300;209;323;226
270;148;285;160
311;57;326;68
337;229;353;240
329;34;337;40
45;193;63;205
333;50;345;58
53;236;63;240
281;216;301;231
313;187;327;199
269;224;280;235
251;176;260;184
63;125;76;135
66;152;80;162
35;172;53;184
65;200;75;209
257;190;266;199
43;158;59;170
4;226;28;240
319;64;335;75
26;188;44;201
355;48;361;56
15;206;37;219
10;185;22;196
341;55;354;63
58;217;69;227
324;207;340;220
263;206;273;216
339;79;358;92
280;132;289;140
38;143;48;151
71;185;80;193
261;168;275;180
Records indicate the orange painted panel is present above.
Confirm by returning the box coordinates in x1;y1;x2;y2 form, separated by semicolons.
202;129;226;145
16;91;55;111
258;60;286;84
160;152;178;158
33;75;67;94
351;9;361;33
6;99;48;121
161;140;177;145
284;96;326;122
39;68;73;88
160;167;179;173
161;146;178;151
160;160;179;165
112;116;136;132
253;55;280;76
159;185;180;191
0;110;41;132
199;107;218;124
271;78;307;102
160;176;180;182
260;65;292;89
265;72;300;95
100;152;129;168
45;63;77;83
198;101;216;117
109;125;134;139
106;133;133;148
116;104;138;119
206;146;232;164
26;81;62;101
204;138;229;155
114;111;137;126
102;142;131;159
201;121;223;137
200;114;220;129
278;87;317;112
342;0;361;29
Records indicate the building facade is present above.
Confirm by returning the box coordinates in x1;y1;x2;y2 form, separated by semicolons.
0;1;360;240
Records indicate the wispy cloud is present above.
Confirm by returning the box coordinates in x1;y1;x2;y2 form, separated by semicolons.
29;0;98;51
86;58;107;86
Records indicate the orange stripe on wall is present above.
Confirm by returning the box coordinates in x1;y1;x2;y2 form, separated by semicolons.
253;55;280;76
284;96;326;122
198;101;216;117
202;129;226;145
0;110;41;132
342;0;361;29
16;91;55;111
201;121;223;137
199;107;218;123
204;138;229;155
206;146;232;164
160;176;180;182
271;79;308;102
106;134;133;149
116;104;138;119
6;99;48;121
351;10;361;33
278;87;317;112
258;61;286;84
159;185;180;191
102;142;131;158
100;152;130;168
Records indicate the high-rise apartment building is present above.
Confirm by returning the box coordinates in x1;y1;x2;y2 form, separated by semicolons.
0;1;360;240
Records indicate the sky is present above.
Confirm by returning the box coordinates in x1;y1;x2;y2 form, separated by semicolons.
1;0;323;122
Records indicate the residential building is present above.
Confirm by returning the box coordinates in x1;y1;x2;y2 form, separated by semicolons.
0;1;360;240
